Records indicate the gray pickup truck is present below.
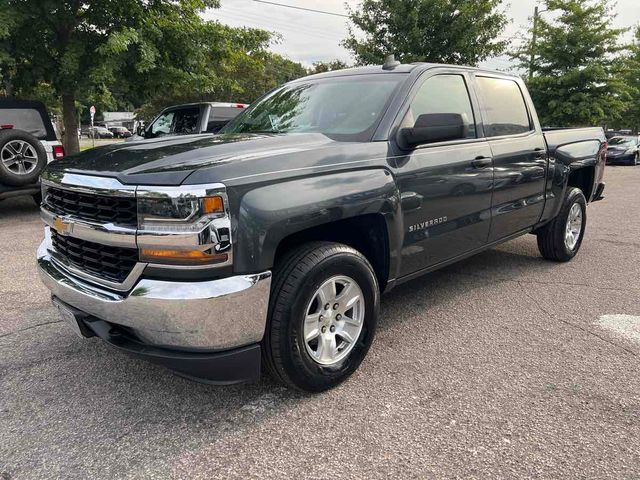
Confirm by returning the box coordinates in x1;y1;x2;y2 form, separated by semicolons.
37;60;606;392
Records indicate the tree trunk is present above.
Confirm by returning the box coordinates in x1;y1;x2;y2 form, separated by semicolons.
62;93;80;154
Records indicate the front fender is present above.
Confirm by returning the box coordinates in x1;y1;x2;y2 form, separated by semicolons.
232;168;402;275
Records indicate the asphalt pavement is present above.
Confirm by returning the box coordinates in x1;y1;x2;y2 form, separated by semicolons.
1;166;639;479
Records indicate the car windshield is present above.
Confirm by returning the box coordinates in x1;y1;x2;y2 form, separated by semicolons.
221;74;404;142
609;137;637;146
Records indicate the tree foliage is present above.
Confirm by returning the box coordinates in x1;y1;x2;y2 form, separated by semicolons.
512;0;630;127
620;27;640;131
309;59;350;74
0;0;308;153
343;0;508;66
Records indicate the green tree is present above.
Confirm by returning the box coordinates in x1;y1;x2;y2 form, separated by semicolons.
621;26;640;132
343;0;508;65
309;59;350;74
0;0;219;154
512;0;630;127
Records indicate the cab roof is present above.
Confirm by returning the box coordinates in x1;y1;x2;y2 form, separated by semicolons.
298;62;518;82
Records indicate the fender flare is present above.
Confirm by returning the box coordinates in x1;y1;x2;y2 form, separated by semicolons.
232;168;403;277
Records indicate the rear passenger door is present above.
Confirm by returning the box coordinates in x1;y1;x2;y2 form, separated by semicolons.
474;75;547;241
394;71;494;277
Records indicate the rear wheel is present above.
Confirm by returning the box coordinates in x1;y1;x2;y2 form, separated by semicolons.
263;242;379;392
0;130;47;186
536;187;586;262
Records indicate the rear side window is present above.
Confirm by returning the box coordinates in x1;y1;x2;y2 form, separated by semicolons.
476;77;531;137
206;107;244;133
0;108;47;139
406;74;476;139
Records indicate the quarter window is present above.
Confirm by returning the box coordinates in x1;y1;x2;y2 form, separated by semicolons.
404;74;477;140
476;77;532;137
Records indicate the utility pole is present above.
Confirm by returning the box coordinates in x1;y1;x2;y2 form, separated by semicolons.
529;6;539;81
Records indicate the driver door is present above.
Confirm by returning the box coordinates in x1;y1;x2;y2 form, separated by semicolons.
393;72;494;277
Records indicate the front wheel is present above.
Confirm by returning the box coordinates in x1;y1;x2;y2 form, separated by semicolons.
263;242;379;392
536;187;587;262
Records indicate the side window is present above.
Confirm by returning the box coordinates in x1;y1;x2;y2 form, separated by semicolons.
151;111;175;135
172;108;200;134
405;74;477;139
476;77;532;137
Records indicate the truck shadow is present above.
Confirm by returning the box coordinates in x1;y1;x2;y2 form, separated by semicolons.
3;236;567;472
0;196;41;222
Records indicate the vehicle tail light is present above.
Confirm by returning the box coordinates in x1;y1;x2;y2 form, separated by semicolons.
0;124;14;129
53;145;65;160
235;104;247;108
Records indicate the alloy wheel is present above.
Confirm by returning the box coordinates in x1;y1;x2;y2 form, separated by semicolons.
303;275;365;366
1;140;39;175
564;203;583;251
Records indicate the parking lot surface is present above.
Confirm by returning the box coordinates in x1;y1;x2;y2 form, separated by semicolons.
1;167;639;479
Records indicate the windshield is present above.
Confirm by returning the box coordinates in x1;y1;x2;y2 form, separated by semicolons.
609;137;637;146
221;74;404;141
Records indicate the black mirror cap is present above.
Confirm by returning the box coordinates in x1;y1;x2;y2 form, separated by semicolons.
398;113;469;149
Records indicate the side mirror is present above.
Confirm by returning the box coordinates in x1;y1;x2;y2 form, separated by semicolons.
398;113;469;149
136;125;145;137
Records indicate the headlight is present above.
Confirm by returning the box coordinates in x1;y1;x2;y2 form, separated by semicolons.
137;184;232;266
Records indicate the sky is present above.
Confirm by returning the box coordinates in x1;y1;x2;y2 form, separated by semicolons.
203;0;639;71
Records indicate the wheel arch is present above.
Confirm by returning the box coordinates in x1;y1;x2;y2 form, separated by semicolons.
232;168;402;291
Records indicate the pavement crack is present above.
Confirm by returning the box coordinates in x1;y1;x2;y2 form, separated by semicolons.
517;281;638;358
0;320;62;339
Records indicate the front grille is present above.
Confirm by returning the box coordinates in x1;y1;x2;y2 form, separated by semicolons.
45;187;137;226
51;230;138;283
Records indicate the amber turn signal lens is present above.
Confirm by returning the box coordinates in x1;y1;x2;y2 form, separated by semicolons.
202;196;224;214
140;248;228;265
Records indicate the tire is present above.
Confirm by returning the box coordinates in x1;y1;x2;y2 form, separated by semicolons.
536;187;587;262
0;129;47;186
263;241;379;392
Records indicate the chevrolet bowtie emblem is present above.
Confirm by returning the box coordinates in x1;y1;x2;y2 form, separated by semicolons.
53;216;73;236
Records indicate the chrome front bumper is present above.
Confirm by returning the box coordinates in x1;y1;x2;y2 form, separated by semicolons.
37;239;272;350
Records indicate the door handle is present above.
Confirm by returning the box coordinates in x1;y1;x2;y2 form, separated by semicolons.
471;157;492;169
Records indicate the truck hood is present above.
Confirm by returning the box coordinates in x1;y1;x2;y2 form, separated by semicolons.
46;133;338;186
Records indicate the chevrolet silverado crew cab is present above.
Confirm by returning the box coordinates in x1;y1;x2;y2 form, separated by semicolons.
37;59;606;392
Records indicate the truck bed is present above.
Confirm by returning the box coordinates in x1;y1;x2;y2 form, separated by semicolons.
542;127;606;155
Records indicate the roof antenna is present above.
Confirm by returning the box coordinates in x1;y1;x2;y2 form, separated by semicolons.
382;54;400;70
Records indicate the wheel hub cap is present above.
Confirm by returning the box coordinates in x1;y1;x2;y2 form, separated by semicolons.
1;140;38;175
303;275;365;366
565;203;583;250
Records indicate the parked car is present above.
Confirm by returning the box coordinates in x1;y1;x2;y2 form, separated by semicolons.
108;126;132;138
606;135;639;166
37;59;606;392
126;102;248;142
0;99;64;204
88;126;114;139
